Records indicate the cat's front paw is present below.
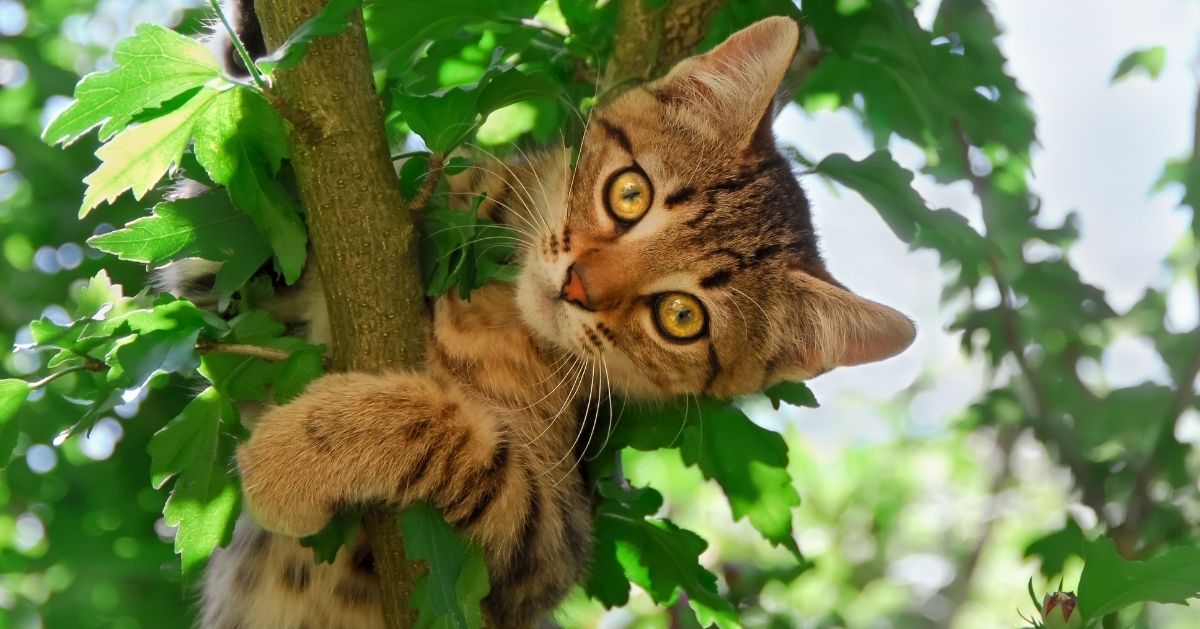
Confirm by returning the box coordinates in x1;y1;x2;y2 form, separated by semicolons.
236;405;337;538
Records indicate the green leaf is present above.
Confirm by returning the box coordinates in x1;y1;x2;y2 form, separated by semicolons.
763;381;819;410
590;481;738;627
213;247;273;307
1024;519;1085;579
1111;46;1167;82
608;397;802;557
257;0;361;73
396;68;561;154
421;198;518;299
680;400;802;558
42;23;220;146
476;70;562;115
813;151;989;266
87;193;270;266
193;87;307;283
274;347;326;404
79;87;220;216
0;379;31;469
300;508;361;564
396;86;484;154
147;387;241;575
107;327;202;389
400;502;490;629
1077;537;1200;620
368;0;542;74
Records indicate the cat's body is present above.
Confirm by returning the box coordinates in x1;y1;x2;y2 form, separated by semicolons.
195;154;591;629
173;5;916;627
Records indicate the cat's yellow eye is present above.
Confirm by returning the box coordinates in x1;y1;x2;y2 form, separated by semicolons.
606;169;653;222
654;293;707;341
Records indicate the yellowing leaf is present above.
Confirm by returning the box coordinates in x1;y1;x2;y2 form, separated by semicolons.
79;87;219;217
42;23;220;146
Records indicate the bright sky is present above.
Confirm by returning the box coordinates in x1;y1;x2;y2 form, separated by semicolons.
778;0;1200;442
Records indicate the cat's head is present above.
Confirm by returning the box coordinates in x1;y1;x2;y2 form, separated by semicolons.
515;17;915;399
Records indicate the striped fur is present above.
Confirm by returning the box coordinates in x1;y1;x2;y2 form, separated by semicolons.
173;7;916;628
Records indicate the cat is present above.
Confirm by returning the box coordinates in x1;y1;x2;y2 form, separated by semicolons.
167;3;916;628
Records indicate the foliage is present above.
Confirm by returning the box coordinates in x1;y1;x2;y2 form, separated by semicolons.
2;0;1198;627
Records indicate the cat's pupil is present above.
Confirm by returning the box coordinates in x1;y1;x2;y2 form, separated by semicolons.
622;186;640;200
676;310;692;323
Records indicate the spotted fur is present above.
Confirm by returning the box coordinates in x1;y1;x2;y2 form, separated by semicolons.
170;6;915;628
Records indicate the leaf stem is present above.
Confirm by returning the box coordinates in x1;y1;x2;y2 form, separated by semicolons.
208;0;268;90
390;150;432;162
27;361;104;389
26;342;321;393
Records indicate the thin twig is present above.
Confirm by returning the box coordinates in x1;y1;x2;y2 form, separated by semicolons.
208;0;267;89
952;121;1109;518
26;342;319;391
1112;88;1200;557
195;341;308;364
27;361;105;389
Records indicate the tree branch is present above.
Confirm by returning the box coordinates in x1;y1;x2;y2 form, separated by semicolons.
1111;85;1200;558
656;0;725;73
195;341;307;365
253;1;429;626
604;0;726;91
951;122;1109;520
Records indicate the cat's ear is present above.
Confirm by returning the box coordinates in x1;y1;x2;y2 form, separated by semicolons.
772;269;916;381
654;17;800;140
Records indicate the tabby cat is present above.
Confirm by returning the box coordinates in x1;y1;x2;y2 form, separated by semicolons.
170;4;916;627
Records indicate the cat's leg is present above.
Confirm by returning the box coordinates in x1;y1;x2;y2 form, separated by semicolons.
236;371;588;626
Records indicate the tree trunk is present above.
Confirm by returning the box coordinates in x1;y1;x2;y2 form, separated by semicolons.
247;1;770;626
252;2;425;626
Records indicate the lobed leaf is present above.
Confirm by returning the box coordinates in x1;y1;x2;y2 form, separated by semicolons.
1077;537;1200;620
87;192;273;306
42;23;220;146
274;347;326;404
300;509;362;564
422;198;519;299
400;502;490;629
680;400;803;558
813;151;990;266
88;193;265;266
589;481;738;627
147;387;241;575
79;87;220;216
610;398;803;557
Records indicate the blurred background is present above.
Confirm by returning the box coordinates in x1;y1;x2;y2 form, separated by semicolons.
1;0;1199;627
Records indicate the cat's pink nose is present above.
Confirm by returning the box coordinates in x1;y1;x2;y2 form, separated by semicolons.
560;265;591;309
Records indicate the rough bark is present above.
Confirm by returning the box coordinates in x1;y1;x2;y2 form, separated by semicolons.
656;0;726;72
252;2;424;627
606;0;727;89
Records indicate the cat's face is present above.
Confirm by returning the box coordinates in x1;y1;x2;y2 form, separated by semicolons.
515;17;914;399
